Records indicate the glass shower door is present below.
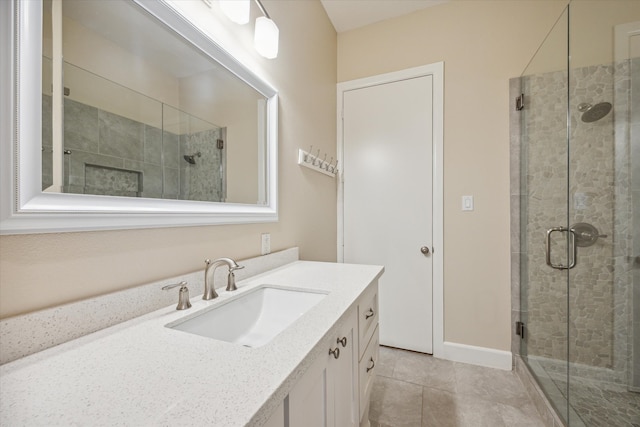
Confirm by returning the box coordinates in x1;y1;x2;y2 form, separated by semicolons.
519;2;640;426
566;1;639;425
519;6;571;424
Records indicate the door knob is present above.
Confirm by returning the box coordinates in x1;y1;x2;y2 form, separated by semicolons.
420;246;430;255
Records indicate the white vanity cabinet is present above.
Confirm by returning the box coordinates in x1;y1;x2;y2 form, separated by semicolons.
287;281;379;427
0;261;385;426
289;308;358;427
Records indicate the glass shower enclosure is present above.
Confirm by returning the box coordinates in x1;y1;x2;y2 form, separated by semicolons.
516;1;639;425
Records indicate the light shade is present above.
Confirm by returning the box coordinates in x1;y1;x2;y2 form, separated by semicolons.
219;0;250;25
254;16;279;59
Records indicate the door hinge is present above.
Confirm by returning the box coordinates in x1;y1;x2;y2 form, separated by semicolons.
516;321;525;339
52;85;71;96
515;94;524;111
216;139;224;149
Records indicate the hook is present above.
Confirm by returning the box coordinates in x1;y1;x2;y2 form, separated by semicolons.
298;146;337;177
326;157;333;171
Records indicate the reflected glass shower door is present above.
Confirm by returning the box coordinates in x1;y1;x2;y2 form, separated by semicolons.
519;6;571;424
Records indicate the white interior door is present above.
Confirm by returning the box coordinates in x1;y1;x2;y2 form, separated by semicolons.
342;75;433;354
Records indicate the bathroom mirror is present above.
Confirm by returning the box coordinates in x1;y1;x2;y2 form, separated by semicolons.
0;0;278;234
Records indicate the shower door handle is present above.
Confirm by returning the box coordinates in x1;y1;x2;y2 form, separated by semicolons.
546;227;577;270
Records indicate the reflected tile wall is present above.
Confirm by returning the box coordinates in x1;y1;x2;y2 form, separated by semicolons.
64;99;99;153
42;95;53;190
84;165;141;197
180;129;224;202
98;110;144;161
41;96;224;202
143;125;162;166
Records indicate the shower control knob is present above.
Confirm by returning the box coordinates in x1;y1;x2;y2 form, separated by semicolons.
420;246;430;255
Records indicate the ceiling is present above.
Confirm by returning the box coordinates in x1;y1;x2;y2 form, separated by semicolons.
320;0;448;33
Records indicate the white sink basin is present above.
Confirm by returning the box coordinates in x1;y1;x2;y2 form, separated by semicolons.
166;285;327;347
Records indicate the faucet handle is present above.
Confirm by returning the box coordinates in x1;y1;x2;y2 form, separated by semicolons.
226;264;244;292
230;264;245;272
162;281;192;310
226;264;244;291
226;271;238;292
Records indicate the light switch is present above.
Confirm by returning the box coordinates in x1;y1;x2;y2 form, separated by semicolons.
462;195;474;211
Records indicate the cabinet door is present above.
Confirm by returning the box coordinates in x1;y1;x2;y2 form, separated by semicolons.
289;348;330;427
289;308;358;427
359;326;380;421
329;309;358;427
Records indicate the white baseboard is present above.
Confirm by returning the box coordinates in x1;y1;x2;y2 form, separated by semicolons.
440;341;512;371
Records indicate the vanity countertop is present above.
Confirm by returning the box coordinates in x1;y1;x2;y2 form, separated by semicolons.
0;261;384;426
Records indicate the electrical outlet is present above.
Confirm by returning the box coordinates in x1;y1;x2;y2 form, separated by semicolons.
261;233;271;255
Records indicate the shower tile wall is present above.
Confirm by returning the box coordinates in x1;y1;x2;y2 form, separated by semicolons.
41;96;224;202
569;64;618;373
519;61;634;386
631;57;640;391
520;67;569;365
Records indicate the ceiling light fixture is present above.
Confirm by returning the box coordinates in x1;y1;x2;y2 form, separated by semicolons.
212;0;279;59
253;0;279;59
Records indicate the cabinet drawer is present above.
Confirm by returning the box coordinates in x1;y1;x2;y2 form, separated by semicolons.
358;325;379;420
358;283;378;359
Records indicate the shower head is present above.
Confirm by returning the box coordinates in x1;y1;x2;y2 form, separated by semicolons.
183;151;202;165
578;102;612;123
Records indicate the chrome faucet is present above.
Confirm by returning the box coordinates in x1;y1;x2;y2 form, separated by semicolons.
203;258;245;300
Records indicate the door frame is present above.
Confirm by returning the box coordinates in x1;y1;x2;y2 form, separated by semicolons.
336;62;444;358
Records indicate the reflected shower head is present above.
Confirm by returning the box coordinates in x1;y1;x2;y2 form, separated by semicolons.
183;151;202;165
578;102;612;123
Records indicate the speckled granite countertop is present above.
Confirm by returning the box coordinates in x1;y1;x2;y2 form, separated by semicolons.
0;261;383;426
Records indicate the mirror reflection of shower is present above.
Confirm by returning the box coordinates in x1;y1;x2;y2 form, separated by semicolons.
183;151;202;165
577;101;612;122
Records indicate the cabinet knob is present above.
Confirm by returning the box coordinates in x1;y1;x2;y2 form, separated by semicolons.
337;337;347;347
366;357;375;373
365;308;375;319
329;347;340;359
420;246;430;255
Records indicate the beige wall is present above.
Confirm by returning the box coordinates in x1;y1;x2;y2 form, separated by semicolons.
0;0;337;318
524;1;640;75
337;0;568;351
571;0;640;68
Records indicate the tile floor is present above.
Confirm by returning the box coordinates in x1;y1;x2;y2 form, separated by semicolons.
369;346;548;427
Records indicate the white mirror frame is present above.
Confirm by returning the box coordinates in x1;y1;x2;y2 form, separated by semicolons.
0;0;278;235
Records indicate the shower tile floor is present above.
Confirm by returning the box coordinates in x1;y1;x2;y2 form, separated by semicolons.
530;358;640;427
369;346;546;426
